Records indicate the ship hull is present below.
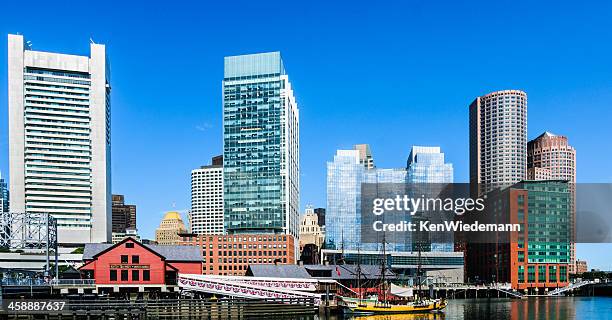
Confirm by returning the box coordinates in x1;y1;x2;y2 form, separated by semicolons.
340;297;447;314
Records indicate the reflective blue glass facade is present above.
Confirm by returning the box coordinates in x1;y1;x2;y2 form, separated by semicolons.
406;146;454;252
326;150;364;250
223;52;299;237
326;149;407;251
406;146;453;183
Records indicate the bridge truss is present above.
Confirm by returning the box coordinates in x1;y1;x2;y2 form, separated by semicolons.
0;212;58;276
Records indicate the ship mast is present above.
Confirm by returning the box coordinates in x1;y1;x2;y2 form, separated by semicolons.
417;242;422;302
379;233;388;306
356;244;362;301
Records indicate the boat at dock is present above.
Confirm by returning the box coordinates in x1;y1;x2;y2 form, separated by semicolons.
338;237;447;315
340;296;447;314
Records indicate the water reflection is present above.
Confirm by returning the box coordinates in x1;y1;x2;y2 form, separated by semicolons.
353;314;443;320
299;297;612;320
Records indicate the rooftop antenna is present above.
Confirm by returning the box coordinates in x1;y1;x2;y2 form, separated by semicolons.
89;36;96;44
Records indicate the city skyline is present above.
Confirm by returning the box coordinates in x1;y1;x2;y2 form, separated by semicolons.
2;1;612;269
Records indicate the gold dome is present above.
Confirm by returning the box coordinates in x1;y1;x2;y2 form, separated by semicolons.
162;211;182;221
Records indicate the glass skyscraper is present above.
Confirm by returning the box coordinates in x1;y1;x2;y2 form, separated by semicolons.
406;146;454;252
326;149;365;251
406;146;453;183
223;52;300;238
326;147;407;251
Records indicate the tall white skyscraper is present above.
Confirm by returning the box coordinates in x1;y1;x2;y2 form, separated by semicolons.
191;156;224;234
470;90;527;196
8;34;111;244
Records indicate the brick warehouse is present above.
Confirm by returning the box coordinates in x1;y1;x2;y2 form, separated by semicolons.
178;233;296;276
79;237;202;293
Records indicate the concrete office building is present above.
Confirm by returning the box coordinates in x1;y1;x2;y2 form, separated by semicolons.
111;228;140;244
0;172;8;214
469;90;527;196
354;144;375;169
528;132;576;183
155;211;187;245
314;208;326;227
8;34;111;244
191;156;224;234
576;260;588;274
112;194;136;233
527;132;577;273
527;167;553;180
223;52;300;238
299;207;325;251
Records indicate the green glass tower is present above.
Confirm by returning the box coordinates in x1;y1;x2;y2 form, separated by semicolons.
223;52;300;237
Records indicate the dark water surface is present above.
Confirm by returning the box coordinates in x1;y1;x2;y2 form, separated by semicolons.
303;297;612;320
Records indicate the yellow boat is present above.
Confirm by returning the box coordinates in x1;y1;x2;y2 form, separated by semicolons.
354;313;441;320
340;297;447;314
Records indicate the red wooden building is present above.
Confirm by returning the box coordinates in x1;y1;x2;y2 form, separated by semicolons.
79;237;202;293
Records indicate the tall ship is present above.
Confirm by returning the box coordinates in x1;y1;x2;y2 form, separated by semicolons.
338;240;447;314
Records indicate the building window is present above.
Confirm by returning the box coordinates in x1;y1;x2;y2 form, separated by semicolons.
121;270;128;281
143;270;150;281
110;270;117;281
132;270;139;281
126;242;134;248
121;255;128;263
132;255;139;264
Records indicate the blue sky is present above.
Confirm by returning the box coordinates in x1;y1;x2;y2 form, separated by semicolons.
1;1;611;269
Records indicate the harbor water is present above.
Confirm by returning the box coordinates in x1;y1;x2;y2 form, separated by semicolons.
308;297;612;320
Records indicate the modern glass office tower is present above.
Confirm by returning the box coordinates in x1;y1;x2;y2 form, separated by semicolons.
469;90;527;196
223;52;300;238
326;150;365;251
326;146;407;251
406;146;453;183
406;146;454;252
8;34;111;244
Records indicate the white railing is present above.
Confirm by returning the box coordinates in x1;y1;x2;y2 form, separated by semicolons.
548;280;592;296
49;279;95;286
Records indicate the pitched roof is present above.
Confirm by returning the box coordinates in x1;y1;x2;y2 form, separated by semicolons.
247;264;312;279
535;131;559;139
82;238;201;262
